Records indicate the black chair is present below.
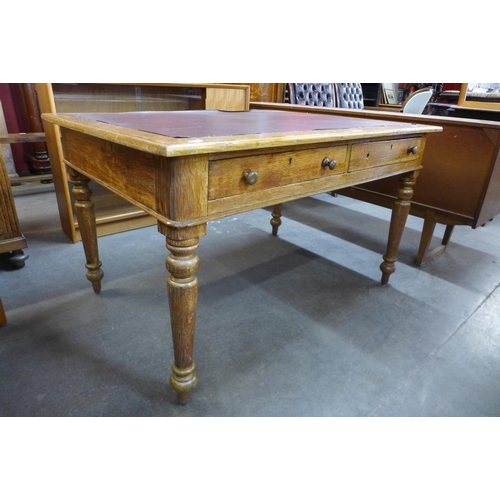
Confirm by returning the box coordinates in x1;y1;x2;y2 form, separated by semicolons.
287;83;336;107
270;83;362;236
335;83;364;109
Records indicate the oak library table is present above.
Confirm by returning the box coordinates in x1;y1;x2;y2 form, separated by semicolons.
42;109;441;405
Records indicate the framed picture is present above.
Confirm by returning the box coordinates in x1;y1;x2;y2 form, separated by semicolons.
458;83;500;110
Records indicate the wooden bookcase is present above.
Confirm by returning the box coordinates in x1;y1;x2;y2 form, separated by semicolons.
36;83;250;242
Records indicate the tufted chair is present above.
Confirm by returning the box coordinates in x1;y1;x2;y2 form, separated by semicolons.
287;83;336;107
335;83;364;109
270;83;341;237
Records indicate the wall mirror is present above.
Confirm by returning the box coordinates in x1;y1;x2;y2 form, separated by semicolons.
458;83;500;110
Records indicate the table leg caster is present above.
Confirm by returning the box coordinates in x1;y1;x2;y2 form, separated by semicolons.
9;250;29;269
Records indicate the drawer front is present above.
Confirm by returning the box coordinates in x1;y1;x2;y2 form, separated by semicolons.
349;137;423;172
208;145;348;199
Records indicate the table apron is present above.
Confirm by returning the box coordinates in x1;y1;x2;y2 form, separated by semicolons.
207;160;422;217
60;127;425;227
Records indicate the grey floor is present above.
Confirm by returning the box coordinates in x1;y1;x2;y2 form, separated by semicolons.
1;183;500;417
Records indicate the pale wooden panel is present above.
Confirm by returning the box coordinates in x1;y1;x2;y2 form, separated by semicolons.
205;88;250;110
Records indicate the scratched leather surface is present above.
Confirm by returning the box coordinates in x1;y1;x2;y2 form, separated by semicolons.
76;109;404;138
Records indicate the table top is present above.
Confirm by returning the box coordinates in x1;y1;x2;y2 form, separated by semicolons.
43;109;442;157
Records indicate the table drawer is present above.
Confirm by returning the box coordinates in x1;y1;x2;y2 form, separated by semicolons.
349;137;423;172
208;145;348;199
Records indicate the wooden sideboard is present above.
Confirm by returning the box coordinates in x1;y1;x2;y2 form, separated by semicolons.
251;102;500;265
36;83;250;242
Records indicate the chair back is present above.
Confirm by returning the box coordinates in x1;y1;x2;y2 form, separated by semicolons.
402;88;433;114
287;83;336;107
335;83;364;109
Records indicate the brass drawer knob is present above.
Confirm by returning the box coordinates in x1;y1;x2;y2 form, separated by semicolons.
322;158;337;170
243;170;259;185
407;146;418;155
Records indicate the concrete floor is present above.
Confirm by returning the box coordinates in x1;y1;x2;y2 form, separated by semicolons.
1;185;500;417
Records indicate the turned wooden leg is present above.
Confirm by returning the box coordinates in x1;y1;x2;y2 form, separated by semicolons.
271;203;282;236
68;168;104;294
8;250;29;268
380;172;417;284
164;225;206;405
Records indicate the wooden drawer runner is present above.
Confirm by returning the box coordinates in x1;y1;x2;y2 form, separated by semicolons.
208;145;348;199
349;137;423;172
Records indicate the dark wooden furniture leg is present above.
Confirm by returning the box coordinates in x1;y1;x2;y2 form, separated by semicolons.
18;84;51;175
270;203;282;236
0;139;28;268
380;172;417;284
0;298;6;326
164;225;206;405
68;168;104;293
442;224;455;247
416;209;455;266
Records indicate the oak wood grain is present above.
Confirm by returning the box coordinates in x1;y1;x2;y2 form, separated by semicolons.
47;109;440;404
